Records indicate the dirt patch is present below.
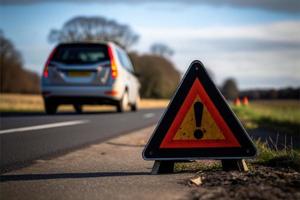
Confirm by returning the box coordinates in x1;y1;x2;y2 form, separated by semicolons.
186;165;300;200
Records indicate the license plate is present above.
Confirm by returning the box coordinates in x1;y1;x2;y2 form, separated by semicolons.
68;71;91;77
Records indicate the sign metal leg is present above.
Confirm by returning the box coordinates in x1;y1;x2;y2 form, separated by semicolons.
221;159;249;172
151;161;175;174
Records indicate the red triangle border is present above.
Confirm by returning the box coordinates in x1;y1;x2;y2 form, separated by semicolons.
160;79;241;148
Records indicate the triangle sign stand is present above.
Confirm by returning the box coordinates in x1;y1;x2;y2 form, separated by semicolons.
143;60;257;174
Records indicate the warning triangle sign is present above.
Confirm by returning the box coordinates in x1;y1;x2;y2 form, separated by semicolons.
143;60;256;160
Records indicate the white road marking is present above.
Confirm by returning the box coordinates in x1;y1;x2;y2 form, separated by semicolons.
143;113;155;119
0;120;89;135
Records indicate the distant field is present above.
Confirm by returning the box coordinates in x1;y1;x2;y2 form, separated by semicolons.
1;94;299;135
233;100;300;135
0;94;169;113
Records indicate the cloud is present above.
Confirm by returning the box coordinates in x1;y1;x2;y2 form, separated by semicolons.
172;47;300;89
134;20;300;89
136;20;300;55
1;0;300;13
137;21;300;43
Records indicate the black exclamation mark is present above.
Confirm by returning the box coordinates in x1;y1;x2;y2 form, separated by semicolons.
194;102;204;139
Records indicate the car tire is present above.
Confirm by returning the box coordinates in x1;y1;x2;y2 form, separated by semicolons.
73;104;83;114
117;92;130;113
44;100;58;115
130;94;140;112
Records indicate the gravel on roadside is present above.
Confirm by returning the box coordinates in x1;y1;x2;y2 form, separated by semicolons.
186;165;300;200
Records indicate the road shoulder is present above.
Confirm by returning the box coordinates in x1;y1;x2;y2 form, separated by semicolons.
1;126;193;200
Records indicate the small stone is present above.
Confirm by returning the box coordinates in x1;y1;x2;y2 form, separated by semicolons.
189;176;202;186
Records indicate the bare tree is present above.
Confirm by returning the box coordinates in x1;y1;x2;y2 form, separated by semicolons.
150;43;174;57
48;16;139;50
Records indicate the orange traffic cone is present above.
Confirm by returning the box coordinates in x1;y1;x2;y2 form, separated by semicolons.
234;98;241;106
242;97;249;106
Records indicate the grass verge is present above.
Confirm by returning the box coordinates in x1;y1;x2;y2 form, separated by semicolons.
252;139;300;171
174;140;300;173
174;161;222;173
232;100;300;135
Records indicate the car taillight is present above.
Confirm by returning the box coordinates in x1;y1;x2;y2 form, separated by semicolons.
105;90;118;96
43;47;56;78
108;45;118;79
43;66;49;78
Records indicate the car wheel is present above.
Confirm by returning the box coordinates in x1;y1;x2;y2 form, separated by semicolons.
44;100;58;115
131;94;140;112
73;104;83;114
117;92;130;113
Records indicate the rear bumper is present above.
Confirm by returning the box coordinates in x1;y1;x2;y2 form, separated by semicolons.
42;86;122;105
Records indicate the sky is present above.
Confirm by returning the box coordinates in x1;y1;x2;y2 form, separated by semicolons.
1;0;300;89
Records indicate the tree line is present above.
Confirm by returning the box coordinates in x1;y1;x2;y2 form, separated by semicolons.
220;78;299;100
240;88;300;100
0;31;40;94
129;52;180;98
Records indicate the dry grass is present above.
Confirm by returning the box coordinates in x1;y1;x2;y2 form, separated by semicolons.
232;100;300;135
0;93;169;112
253;139;300;171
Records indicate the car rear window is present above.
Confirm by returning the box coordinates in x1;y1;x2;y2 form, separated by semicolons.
51;44;109;65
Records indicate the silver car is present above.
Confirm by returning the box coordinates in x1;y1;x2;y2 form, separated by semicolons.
41;42;140;114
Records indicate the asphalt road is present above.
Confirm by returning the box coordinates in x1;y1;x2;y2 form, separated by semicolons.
0;109;164;170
